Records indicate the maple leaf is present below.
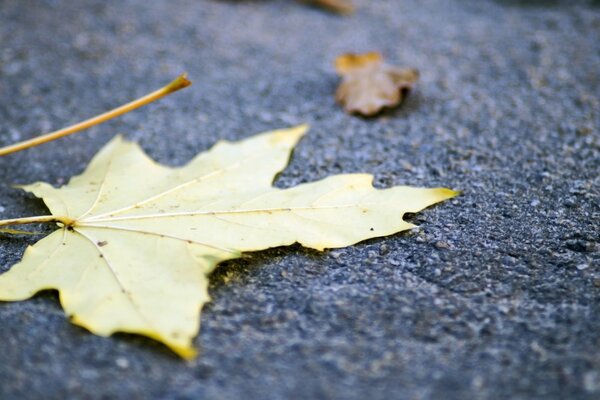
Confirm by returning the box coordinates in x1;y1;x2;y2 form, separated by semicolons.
0;125;457;358
335;52;419;116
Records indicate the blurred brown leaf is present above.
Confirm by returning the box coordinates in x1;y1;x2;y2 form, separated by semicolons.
299;0;354;14
335;52;419;116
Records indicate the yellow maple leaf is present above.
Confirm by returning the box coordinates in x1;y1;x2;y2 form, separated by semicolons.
0;125;457;358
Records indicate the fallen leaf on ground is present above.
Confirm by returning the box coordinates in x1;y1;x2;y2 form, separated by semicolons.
335;52;419;116
0;125;457;358
299;0;354;14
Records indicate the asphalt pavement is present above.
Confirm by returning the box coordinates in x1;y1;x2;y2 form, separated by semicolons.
0;0;598;399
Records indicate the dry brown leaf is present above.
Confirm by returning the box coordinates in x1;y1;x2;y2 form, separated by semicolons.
299;0;355;14
335;52;419;116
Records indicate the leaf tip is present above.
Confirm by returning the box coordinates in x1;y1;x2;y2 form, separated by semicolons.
443;188;461;196
288;123;310;138
435;188;461;202
269;124;310;147
171;343;198;360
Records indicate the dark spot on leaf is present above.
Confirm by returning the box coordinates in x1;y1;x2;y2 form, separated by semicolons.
370;227;374;231
97;241;108;247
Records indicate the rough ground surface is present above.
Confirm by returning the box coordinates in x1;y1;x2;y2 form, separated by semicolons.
0;0;598;399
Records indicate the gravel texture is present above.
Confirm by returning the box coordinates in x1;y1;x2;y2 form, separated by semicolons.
0;0;599;399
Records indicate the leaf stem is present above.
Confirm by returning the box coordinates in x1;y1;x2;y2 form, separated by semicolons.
0;74;192;157
0;215;71;227
0;228;41;235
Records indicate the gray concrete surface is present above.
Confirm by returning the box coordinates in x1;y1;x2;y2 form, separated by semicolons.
0;0;598;399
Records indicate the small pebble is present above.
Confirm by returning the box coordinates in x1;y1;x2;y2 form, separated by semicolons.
564;197;577;208
379;244;390;255
116;357;129;369
435;241;450;249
